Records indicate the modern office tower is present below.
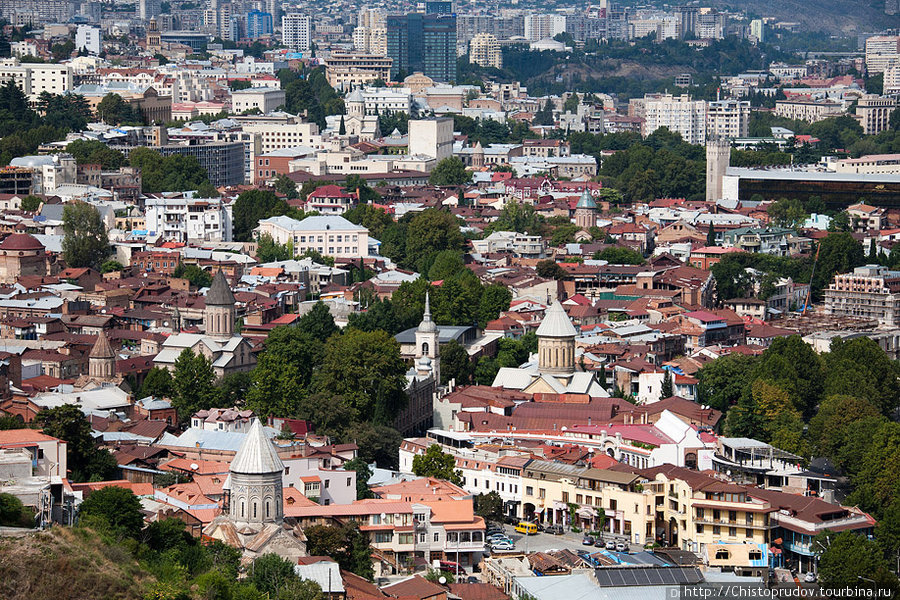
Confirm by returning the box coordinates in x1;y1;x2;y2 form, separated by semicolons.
523;13;566;41
386;13;457;82
469;33;501;68
139;0;161;21
247;9;273;38
674;5;698;39
282;13;311;52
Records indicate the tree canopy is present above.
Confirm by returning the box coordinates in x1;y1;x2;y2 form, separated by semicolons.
62;202;109;269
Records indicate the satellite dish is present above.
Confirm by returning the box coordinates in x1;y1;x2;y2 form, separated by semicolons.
438;577;447;585
190;463;199;470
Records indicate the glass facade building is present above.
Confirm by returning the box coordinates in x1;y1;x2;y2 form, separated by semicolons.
386;12;457;82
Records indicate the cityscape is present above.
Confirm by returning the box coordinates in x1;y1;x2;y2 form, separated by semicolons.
0;0;899;598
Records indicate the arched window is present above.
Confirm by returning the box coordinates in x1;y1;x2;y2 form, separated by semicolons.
240;501;245;517
715;549;730;560
266;501;270;518
253;502;257;518
422;342;429;356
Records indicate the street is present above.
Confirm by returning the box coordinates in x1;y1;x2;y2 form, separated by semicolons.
486;525;645;556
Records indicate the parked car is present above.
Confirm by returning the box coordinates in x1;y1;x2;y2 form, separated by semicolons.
439;561;463;574
545;524;565;535
487;532;508;540
605;540;616;550
594;538;606;547
804;573;817;583
615;542;627;552
491;541;515;551
582;536;595;546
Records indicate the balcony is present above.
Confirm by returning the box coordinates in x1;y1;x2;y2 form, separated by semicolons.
694;517;771;530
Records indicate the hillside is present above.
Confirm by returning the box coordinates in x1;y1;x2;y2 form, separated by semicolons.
717;0;900;35
0;527;154;600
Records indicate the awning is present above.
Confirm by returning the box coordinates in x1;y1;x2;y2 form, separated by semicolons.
577;507;598;519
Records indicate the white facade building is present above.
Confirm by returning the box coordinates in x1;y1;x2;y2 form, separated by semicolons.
707;99;750;139
0;59;73;100
255;215;372;259
144;196;233;243
231;87;286;114
635;94;707;145
523;14;566;42
75;25;101;55
282;13;311;52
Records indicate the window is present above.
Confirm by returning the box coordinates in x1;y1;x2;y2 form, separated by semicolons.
576;494;583;504
347;477;352;487
375;532;392;544
562;492;569;503
324;480;330;489
398;533;413;545
526;486;533;496
729;527;737;537
696;508;704;519
696;524;704;534
419;533;426;543
538;488;545;499
728;510;737;522
715;549;730;560
713;526;720;535
434;532;439;542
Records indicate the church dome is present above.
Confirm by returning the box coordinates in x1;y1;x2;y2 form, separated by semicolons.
536;301;578;338
0;233;44;252
575;189;597;209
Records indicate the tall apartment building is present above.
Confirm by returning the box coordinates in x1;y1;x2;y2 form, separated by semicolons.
855;94;897;135
824;265;900;326
247;9;274;39
886;63;900;94
358;7;385;29
674;6;698;39
523;13;566;41
749;19;764;43
0;0;73;25
707;99;750;139
156;141;245;188
386;13;457;83
632;93;707;145
696;10;725;40
469;33;502;69
75;25;101;55
282;13;311;52
352;26;387;56
138;0;161;21
865;35;900;74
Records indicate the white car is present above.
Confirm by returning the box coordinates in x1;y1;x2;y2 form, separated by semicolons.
615;542;627;552
804;573;817;583
491;541;515;551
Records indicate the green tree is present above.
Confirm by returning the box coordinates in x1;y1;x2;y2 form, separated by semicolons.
232;189;292;242
473;491;504;522
62;201;109;269
256;233;293;263
477;284;512;328
78;486;144;539
411;444;462;485
139;366;174;399
812;233;865;299
250;553;300;597
96;93;142;125
100;259;124;273
706;222;715;246
440;338;471;385
659;369;673;400
535;259;567;280
428;250;466;281
36;404;118;482
404;209;465;272
343;422;403;469
246;329;321;418
0;492;32;527
594;246;644;265
298;301;339;340
274;174;299;199
129;147;209;193
19;195;42;212
304;523;373;580
344;204;394;239
428;157;472;186
65;139;125;168
750;335;823;419
173;263;212;289
314;329;408;424
767;197;807;229
343;458;374;500
815;530;898;592
823;337;900;416
171;349;220;420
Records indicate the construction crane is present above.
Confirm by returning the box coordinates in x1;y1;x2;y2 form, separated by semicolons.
801;241;821;316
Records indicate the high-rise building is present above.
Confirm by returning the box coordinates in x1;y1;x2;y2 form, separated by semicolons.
469;33;501;68
707;99;750;139
386;13;457;82
139;0;160;21
247;9;273;38
425;1;453;14
632;93;707;145
865;35;900;74
855;95;897;135
75;25;101;54
358;7;385;29
674;5;698;39
885;63;900;94
523;13;566;42
282;13;311;52
749;19;764;43
353;25;387;55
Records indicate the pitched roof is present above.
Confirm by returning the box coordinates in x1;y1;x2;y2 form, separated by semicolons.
206;270;235;306
229;419;284;475
535;301;577;338
89;331;115;359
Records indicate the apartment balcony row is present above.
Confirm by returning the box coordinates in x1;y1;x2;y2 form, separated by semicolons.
693;516;772;530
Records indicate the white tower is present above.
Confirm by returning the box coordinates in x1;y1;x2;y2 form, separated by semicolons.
415;291;440;384
705;137;731;203
228;419;284;527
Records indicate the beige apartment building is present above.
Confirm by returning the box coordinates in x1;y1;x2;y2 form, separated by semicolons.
469;33;502;69
325;53;392;90
774;98;844;122
855;94;896;135
824;264;900;327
